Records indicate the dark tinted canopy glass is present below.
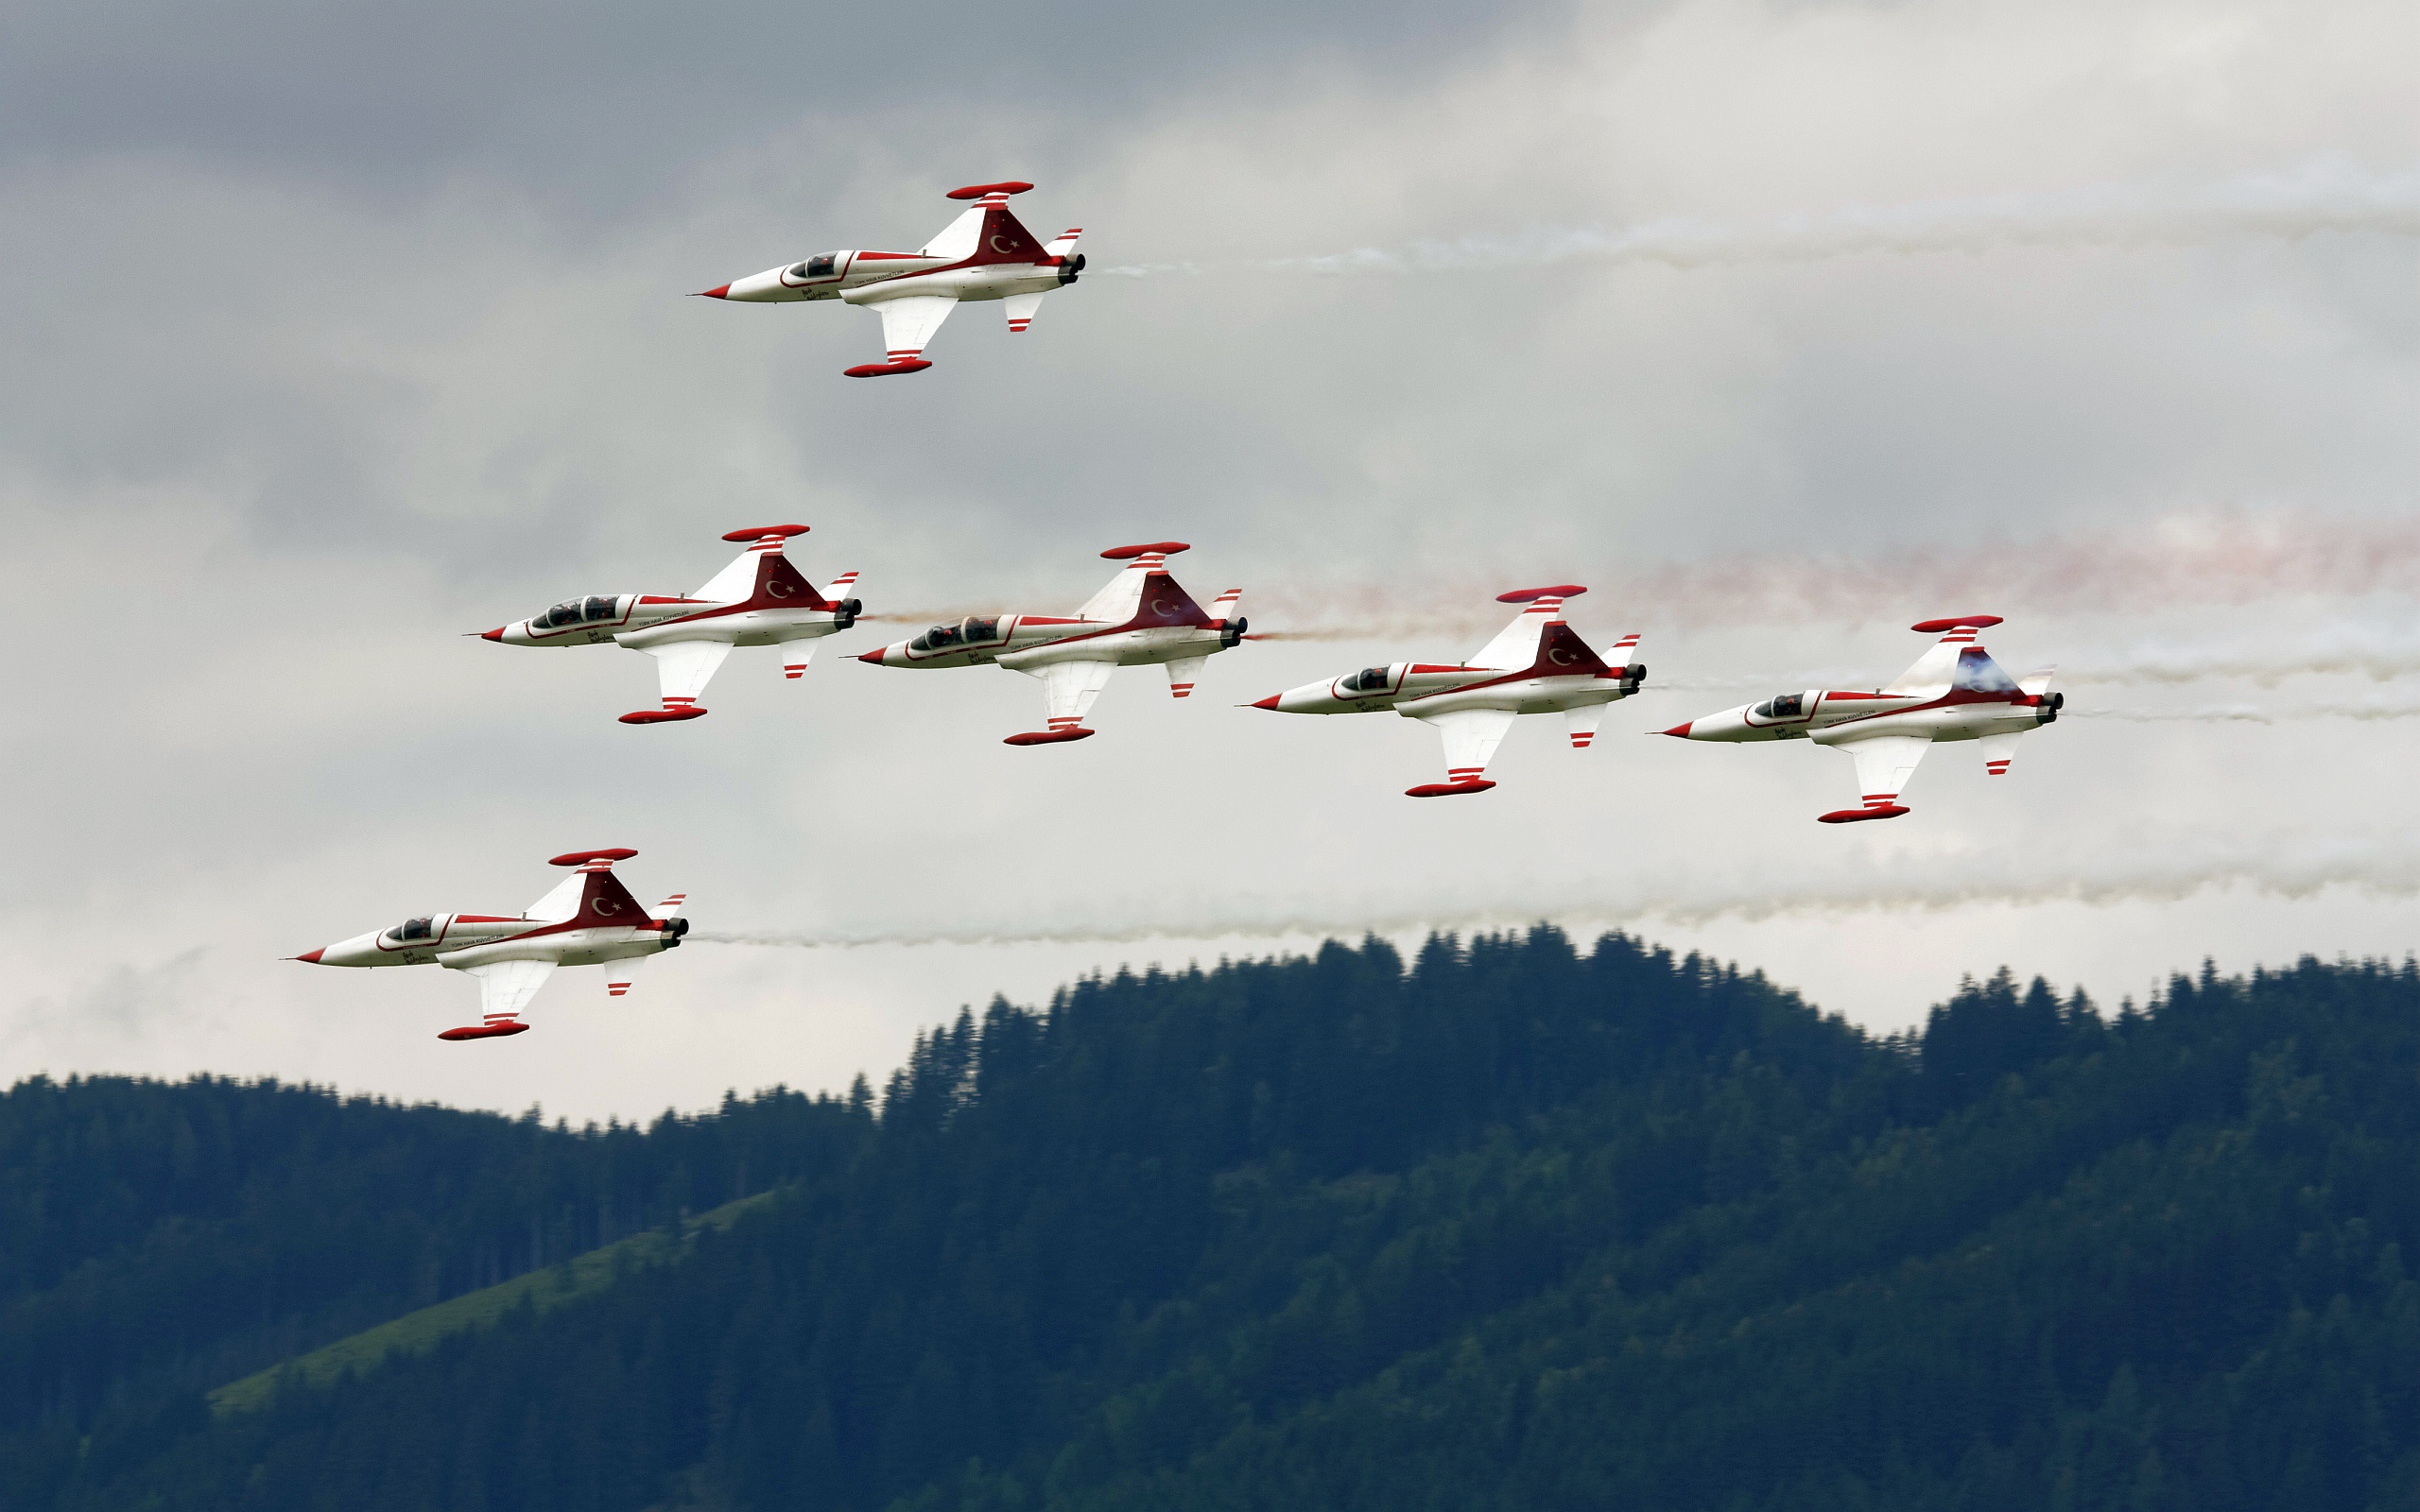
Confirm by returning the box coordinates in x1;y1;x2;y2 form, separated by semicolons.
1343;666;1392;694
584;595;617;622
395;917;435;941
1753;693;1805;719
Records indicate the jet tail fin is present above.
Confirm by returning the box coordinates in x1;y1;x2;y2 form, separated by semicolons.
1078;542;1190;622
1884;615;2008;695
932;189;1050;266
1468;587;1582;670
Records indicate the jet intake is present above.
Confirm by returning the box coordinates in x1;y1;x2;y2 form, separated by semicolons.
1058;253;1086;285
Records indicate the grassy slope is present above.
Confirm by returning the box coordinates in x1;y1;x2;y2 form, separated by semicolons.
209;1190;783;1417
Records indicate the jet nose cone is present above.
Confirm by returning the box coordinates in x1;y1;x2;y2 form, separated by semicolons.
696;284;731;299
290;948;326;964
478;627;505;642
1660;722;1694;738
856;648;888;664
1249;695;1281;710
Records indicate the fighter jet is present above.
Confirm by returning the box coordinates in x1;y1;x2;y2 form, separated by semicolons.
856;542;1246;745
478;525;861;725
1251;586;1647;797
288;849;689;1040
697;180;1084;377
1663;615;2062;822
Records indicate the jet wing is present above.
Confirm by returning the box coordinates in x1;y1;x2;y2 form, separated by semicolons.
873;295;959;363
461;958;556;1025
523;871;585;923
1011;657;1117;738
1410;707;1518;795
1822;733;1931;822
641;641;735;717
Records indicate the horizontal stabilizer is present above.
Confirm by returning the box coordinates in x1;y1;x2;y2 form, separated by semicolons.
1977;730;2022;777
1166;655;1208;699
605;957;645;1001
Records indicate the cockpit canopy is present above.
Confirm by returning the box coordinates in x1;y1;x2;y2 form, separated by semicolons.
910;616;1005;653
787;253;842;280
392;916;436;941
1752;693;1806;719
536;595;621;629
1340;665;1396;695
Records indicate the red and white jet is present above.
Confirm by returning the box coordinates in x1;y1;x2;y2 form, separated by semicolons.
1251;586;1647;797
697;180;1084;377
1662;615;2063;822
478;525;861;725
288;850;689;1041
856;542;1247;745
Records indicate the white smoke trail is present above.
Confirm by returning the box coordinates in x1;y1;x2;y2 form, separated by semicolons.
1245;513;2420;641
871;515;2420;643
692;833;2420;953
2074;705;2273;724
1100;161;2417;280
2070;623;2420;687
856;515;2420;695
2077;696;2420;724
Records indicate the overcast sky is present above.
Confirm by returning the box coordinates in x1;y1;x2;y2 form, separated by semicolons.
4;0;2414;1123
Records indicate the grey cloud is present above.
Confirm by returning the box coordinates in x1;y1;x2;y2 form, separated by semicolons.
3;0;2414;1119
0;0;1575;210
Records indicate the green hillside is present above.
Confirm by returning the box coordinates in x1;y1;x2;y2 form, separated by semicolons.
209;1189;784;1417
0;1068;873;1491
9;931;2416;1510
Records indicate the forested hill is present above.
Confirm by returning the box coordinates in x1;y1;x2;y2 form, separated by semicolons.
9;933;2418;1511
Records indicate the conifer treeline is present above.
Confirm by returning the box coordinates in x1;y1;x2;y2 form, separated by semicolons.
0;1068;868;1456
6;931;2414;1509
